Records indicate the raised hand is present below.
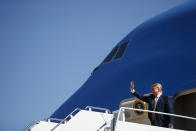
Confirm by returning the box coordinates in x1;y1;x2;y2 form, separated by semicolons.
168;123;174;128
130;81;135;92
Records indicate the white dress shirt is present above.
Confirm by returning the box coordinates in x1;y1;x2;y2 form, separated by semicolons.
155;92;162;109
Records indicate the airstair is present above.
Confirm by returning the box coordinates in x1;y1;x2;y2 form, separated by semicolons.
23;106;196;131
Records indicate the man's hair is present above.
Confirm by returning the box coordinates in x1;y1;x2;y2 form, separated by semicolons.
152;83;162;90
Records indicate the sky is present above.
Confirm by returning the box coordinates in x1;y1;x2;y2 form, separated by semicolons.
0;0;187;130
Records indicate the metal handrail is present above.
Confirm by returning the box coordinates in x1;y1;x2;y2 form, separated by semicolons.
117;107;196;122
85;106;111;113
97;122;107;131
44;118;64;122
23;120;40;131
50;108;81;131
51;106;110;131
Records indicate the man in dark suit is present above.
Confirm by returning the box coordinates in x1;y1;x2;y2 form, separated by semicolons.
130;81;174;128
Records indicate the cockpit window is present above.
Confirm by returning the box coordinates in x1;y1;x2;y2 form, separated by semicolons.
103;41;129;64
102;46;119;63
114;41;129;59
92;41;129;74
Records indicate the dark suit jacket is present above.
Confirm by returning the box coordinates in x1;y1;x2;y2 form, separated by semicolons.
132;91;174;127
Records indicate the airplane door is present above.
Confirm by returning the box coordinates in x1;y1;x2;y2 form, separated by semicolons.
174;89;196;131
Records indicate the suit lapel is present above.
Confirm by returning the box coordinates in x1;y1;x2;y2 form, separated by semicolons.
150;94;155;106
156;95;162;110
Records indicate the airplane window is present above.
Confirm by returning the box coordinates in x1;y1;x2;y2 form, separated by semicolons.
114;41;129;59
103;46;119;63
102;41;129;64
92;41;129;74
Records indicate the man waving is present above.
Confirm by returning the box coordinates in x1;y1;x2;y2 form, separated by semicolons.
130;81;174;128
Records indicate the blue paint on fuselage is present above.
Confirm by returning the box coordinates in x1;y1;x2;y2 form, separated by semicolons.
51;1;196;119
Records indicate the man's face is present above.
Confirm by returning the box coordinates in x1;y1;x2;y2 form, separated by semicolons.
151;86;160;96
